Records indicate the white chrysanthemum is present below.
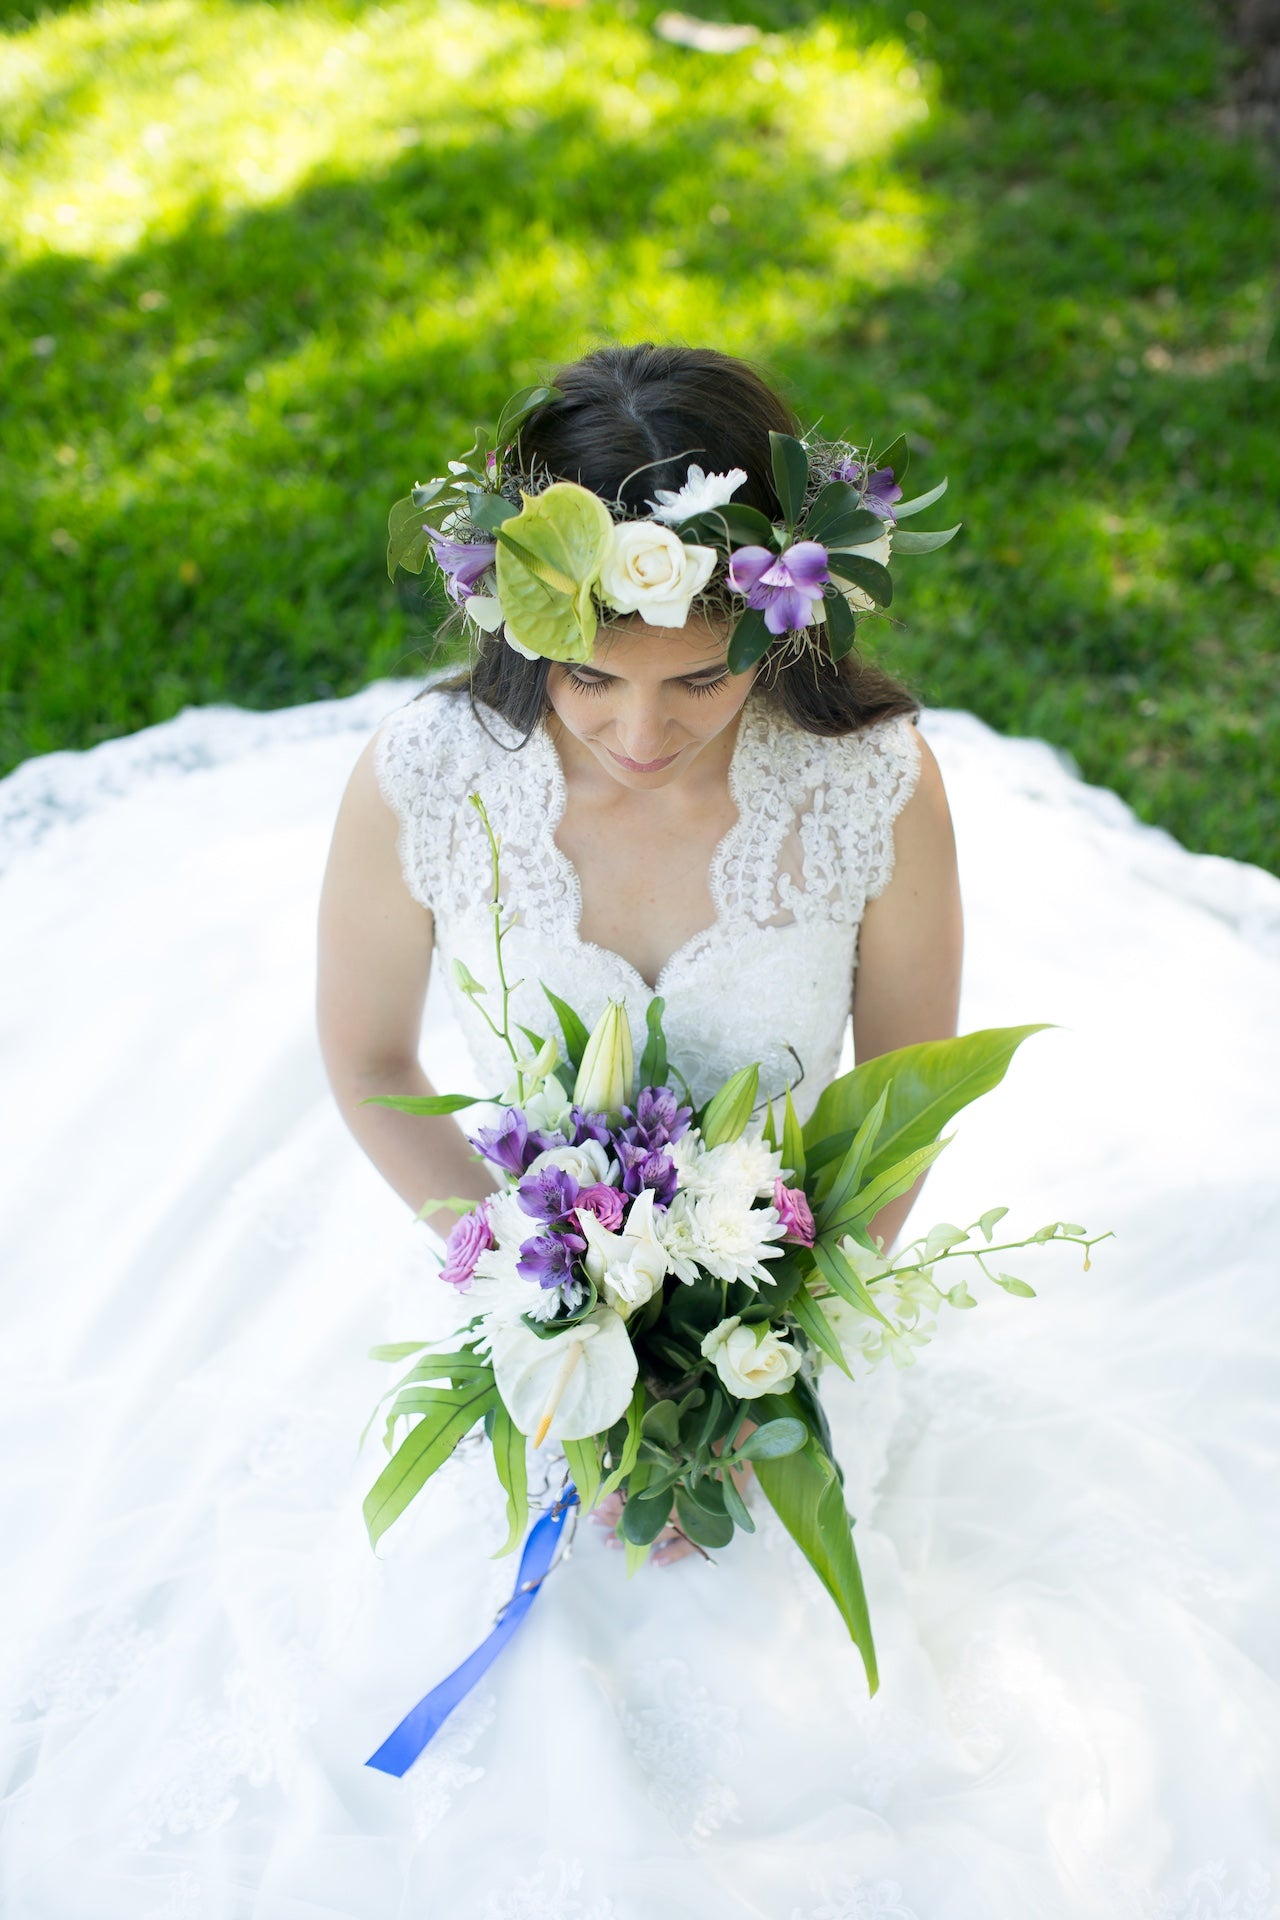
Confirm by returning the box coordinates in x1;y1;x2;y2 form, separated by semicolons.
484;1185;534;1250
658;1188;786;1290
675;1128;782;1202
647;463;748;526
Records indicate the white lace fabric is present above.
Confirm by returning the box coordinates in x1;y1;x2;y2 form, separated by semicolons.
371;686;920;1112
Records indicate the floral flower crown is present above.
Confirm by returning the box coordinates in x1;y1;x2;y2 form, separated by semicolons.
387;384;960;674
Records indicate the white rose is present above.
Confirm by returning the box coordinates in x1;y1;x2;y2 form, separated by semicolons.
832;526;892;613
524;1138;615;1190
699;1316;802;1399
576;1187;670;1317
598;521;718;627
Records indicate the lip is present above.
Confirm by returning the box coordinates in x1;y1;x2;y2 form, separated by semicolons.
607;747;680;774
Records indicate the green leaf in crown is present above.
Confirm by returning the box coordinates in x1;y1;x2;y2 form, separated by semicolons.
494;481;614;662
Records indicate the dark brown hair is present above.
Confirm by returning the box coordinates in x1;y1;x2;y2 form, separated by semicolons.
435;343;918;738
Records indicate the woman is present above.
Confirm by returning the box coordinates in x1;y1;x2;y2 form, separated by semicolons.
4;348;1277;1918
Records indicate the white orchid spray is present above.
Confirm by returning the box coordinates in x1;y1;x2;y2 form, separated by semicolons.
359;800;1110;1702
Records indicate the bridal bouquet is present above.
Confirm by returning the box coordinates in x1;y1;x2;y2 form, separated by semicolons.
361;800;1106;1696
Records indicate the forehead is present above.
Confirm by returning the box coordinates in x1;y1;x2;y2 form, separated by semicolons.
585;616;730;681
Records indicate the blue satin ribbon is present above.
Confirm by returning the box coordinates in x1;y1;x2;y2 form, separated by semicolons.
365;1480;579;1778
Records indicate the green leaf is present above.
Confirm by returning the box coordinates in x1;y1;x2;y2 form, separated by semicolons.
769;431;810;529
700;1063;759;1148
720;1470;756;1533
516;1024;548;1056
892;476;947;520
827;554;893;608
465;492;518;533
801;482;885;549
564;1434;604;1513
995;1272;1037;1297
495;383;562;449
717;503;779;545
620;1485;675;1545
875;434;910;488
682;1472;727;1515
753;1414;877;1690
822;1136;952;1239
726;605;773;674
600;1383;646;1500
803;1026;1050;1195
789;1287;854;1377
811;1240;894;1330
490;1402;529;1557
814;1085;889;1225
821;583;858;660
781;1084;806;1186
674;1488;735;1548
641;1397;681;1449
730;1416;808;1461
362;1375;497;1549
978;1206;1009;1242
639;997;669;1090
762;1098;778;1150
367;1339;434;1363
386;494;439;580
359;1091;490;1116
887;523;961;555
542;985;590;1077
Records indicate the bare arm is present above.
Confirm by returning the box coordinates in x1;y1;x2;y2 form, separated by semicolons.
851;727;963;1254
315;730;497;1240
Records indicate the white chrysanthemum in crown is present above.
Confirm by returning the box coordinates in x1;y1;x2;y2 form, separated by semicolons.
386;384;960;677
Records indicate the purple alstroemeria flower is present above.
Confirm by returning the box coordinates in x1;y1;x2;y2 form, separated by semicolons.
614;1141;679;1209
727;542;830;636
470;1108;562;1177
615;1086;692;1154
568;1106;611;1149
833;457;902;525
517;1228;586;1291
427;528;497;604
516;1164;582;1226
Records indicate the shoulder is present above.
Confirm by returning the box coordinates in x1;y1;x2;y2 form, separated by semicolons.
370;683;521;816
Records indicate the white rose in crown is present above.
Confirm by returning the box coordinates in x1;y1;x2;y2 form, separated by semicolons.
598;521;718;627
700;1315;802;1398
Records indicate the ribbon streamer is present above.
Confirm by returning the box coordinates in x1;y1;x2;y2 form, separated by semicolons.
365;1480;579;1777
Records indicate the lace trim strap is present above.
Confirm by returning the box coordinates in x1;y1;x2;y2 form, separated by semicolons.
855;714;923;901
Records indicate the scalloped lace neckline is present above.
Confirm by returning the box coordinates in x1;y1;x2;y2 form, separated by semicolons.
527;697;772;999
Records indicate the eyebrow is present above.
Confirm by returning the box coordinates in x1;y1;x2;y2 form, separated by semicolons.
571;660;729;683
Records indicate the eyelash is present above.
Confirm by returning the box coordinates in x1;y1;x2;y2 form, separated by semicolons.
565;674;729;699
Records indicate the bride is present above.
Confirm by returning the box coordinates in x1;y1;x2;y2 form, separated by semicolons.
3;345;1278;1919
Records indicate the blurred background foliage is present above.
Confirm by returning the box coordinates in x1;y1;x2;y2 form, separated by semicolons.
1;0;1276;867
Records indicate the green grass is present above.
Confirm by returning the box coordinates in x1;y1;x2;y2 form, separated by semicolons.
2;0;1276;868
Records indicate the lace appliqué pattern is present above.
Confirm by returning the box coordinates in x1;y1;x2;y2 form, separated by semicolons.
617;1655;742;1839
372;689;921;1116
793;1878;922;1920
406;1683;496;1839
482;1852;621;1920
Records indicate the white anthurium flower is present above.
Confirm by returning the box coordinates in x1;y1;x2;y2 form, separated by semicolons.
832;526;893;613
647;463;748;526
658;1187;786;1289
490;1307;638;1443
575;1187;671;1317
525;1138;615;1189
700;1315;802;1398
463;593;504;633
598;521;718;627
504;629;541;660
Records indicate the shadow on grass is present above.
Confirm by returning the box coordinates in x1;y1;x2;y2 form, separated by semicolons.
2;0;1277;864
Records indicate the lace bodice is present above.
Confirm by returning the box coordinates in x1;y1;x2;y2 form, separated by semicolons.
372;685;920;1117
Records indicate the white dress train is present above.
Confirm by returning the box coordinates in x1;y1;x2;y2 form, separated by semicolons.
1;678;1278;1920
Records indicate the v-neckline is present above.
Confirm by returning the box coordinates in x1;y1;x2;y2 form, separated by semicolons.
530;697;766;999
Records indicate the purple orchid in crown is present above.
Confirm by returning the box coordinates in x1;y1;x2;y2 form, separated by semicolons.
426;528;498;604
728;541;831;635
834;457;903;524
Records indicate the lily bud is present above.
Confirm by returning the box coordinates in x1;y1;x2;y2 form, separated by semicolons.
573;998;634;1119
699;1063;759;1149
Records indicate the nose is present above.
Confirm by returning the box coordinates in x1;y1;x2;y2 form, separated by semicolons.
612;692;672;762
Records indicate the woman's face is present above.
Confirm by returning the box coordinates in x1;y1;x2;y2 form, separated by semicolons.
544;614;757;793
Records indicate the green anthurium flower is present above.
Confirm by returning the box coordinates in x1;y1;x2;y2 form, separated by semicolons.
494;482;614;662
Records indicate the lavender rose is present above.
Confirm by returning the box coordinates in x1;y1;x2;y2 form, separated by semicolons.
439;1201;495;1289
773;1178;816;1247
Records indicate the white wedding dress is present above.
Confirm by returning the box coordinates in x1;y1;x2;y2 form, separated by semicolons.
2;677;1278;1920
